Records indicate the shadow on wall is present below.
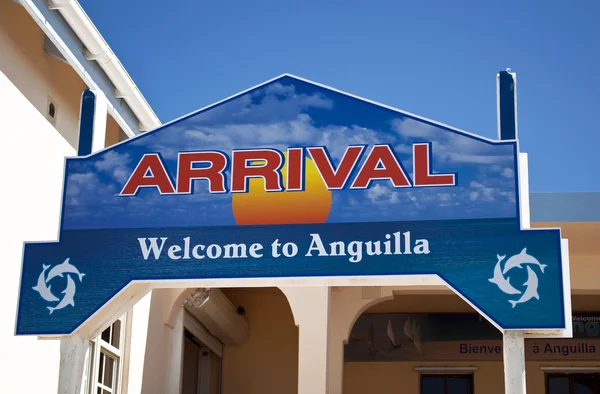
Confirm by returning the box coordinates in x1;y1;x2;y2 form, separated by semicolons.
220;288;299;394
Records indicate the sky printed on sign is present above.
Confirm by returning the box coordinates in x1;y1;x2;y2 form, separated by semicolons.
61;76;518;230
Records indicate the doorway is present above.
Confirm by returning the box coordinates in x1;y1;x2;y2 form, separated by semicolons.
181;326;222;394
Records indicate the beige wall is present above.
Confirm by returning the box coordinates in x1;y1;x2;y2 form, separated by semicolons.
344;361;504;394
214;288;599;394
343;360;600;394
533;222;600;293
106;114;122;147
221;288;299;394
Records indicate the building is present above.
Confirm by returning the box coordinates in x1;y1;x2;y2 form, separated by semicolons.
1;0;159;392
1;2;599;394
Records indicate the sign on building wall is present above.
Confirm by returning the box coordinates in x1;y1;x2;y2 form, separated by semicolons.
345;313;599;361
15;75;567;336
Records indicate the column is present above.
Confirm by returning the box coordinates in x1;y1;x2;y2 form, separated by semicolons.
57;88;107;394
280;286;331;394
90;90;108;153
126;291;153;394
57;336;88;394
167;307;185;394
503;330;527;394
140;288;190;394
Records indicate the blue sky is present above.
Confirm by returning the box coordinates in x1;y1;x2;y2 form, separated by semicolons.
62;77;518;230
79;0;600;192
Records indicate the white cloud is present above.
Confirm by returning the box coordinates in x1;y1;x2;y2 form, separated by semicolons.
264;83;295;96
366;184;400;204
469;180;496;201
500;191;517;203
501;168;514;178
390;116;515;167
391;118;439;139
438;193;454;202
94;151;132;183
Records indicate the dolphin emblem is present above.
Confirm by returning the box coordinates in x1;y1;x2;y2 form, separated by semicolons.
489;255;521;295
502;248;547;274
508;266;539;308
32;264;59;302
46;258;85;282
47;275;76;314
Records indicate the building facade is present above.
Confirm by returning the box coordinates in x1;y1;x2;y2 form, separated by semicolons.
2;2;599;394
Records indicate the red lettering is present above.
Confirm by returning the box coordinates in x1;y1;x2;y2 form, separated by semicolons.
352;145;411;188
120;154;175;195
231;149;284;193
307;146;364;189
286;148;304;191
176;152;228;194
413;143;455;186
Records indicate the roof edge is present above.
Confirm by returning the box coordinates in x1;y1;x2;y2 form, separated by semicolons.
47;0;161;131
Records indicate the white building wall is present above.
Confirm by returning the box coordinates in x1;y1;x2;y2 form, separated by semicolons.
0;0;86;149
0;69;75;393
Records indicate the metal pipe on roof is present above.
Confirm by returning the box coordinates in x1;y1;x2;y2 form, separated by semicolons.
48;0;161;132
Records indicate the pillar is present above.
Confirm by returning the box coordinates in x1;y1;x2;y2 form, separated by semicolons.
126;291;153;394
57;88;107;394
167;307;185;394
90;90;107;153
140;288;190;394
503;331;527;394
57;336;88;394
280;286;331;394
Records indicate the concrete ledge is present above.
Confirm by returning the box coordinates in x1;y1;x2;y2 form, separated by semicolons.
530;192;600;223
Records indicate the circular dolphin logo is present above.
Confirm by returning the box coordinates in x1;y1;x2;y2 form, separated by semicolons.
32;258;85;314
488;248;545;308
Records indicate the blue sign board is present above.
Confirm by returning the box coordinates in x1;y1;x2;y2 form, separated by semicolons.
15;75;566;335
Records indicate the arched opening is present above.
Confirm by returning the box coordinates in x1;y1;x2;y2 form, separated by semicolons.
140;286;298;394
343;290;499;394
342;290;600;394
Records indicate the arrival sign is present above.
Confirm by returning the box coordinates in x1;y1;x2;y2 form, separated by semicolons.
15;75;567;336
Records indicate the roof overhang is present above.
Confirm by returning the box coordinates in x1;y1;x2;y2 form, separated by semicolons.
16;0;161;136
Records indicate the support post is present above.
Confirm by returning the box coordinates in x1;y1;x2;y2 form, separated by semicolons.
167;307;185;394
280;286;331;394
57;88;108;394
77;89;107;156
503;331;527;394
57;336;88;394
498;69;527;394
126;292;153;394
497;69;518;141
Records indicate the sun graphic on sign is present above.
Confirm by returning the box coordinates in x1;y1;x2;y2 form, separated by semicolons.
231;152;332;225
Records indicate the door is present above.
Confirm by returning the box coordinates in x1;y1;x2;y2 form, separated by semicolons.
182;330;222;394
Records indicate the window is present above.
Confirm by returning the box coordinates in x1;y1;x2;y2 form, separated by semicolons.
81;316;127;394
421;374;473;394
547;374;600;394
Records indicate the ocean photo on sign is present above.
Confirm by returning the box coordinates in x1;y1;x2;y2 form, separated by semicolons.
61;75;518;231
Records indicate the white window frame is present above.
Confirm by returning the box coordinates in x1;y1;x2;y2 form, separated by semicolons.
82;312;131;394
